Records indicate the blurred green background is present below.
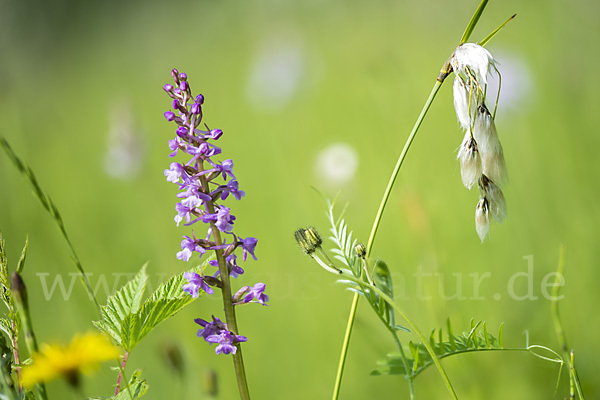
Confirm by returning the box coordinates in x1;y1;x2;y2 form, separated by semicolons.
1;0;599;398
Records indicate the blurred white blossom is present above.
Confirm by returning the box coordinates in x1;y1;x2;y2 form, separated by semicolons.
315;143;359;187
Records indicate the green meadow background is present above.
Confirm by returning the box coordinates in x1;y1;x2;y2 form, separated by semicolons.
1;0;598;398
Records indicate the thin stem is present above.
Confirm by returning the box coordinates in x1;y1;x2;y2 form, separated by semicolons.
115;351;129;395
342;273;458;399
198;164;250;400
212;227;251;400
366;79;444;256
11;273;47;400
331;293;359;400
10;319;22;390
551;245;584;399
388;328;415;399
0;137;101;313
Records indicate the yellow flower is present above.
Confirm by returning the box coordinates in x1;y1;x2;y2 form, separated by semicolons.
21;332;120;388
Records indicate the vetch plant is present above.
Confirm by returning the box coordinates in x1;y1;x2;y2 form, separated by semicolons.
296;1;584;399
0;1;587;399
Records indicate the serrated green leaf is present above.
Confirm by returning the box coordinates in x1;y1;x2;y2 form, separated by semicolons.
0;317;13;339
94;264;149;345
120;313;141;351
0;233;13;311
148;260;208;303
0;232;8;291
116;370;148;400
25;390;37;400
110;262;207;351
138;298;188;340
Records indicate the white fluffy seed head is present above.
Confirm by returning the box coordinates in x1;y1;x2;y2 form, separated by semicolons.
451;43;496;87
457;133;482;189
473;105;508;185
453;77;475;131
479;176;507;222
475;198;490;242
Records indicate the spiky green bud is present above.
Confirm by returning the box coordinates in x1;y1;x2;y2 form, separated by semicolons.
294;227;322;255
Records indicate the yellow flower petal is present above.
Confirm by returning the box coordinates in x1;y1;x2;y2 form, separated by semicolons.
21;332;120;388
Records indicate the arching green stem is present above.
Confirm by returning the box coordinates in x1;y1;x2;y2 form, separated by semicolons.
342;273;458;400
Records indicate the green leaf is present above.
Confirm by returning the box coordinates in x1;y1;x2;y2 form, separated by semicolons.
373;260;394;326
478;14;517;47
88;370;148;400
118;261;209;351
326;201;357;272
16;236;29;274
148;261;207;303
0;232;8;292
120;313;141;351
459;0;489;45
93;264;149;345
0;317;13;339
115;369;148;400
447;318;456;351
483;322;491;348
372;319;507;377
373;260;393;299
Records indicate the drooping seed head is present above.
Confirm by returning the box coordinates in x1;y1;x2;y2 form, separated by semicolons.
457;133;483;189
475;198;490;242
479;175;506;222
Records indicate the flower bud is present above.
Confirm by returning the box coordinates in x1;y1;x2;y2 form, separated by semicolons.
176;126;188;139
294;227;322;255
204;276;223;289
191;103;202;115
354;243;367;258
210;129;223;140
